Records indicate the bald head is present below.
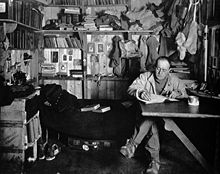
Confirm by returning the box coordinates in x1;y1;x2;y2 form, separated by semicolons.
156;57;170;69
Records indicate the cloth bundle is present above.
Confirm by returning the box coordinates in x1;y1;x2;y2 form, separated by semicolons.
175;0;199;60
40;84;80;113
119;40;142;58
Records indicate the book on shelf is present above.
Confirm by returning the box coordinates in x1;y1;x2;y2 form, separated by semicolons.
44;36;81;49
99;25;113;31
92;106;111;113
64;8;80;14
52;0;81;5
80;104;100;112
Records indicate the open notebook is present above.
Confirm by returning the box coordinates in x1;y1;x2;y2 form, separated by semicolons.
136;91;178;104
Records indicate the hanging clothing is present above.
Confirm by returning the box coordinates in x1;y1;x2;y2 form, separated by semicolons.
183;2;199;55
145;36;159;71
139;35;149;72
175;0;199;60
109;36;126;76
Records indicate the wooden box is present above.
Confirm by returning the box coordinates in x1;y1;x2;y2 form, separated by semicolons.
0;94;41;170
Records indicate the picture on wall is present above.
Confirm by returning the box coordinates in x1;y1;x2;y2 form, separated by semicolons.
87;43;95;53
98;43;104;52
51;51;58;63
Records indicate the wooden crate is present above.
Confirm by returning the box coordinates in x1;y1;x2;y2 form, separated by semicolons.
0;95;41;170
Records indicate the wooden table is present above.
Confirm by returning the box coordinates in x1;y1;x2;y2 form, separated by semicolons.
139;99;220;174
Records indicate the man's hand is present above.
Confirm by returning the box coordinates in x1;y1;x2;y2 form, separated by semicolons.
167;91;180;99
139;90;151;101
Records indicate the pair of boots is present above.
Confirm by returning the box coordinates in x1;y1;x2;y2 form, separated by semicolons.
120;139;160;174
38;141;61;161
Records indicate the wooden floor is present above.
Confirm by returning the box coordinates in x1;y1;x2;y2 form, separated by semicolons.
1;130;212;174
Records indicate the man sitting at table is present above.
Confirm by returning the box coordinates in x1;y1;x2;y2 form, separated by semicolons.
120;56;188;174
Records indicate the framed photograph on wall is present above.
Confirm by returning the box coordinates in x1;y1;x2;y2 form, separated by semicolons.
98;43;104;53
51;51;58;63
87;43;95;53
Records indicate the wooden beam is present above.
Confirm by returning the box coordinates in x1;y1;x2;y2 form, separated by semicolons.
164;118;214;174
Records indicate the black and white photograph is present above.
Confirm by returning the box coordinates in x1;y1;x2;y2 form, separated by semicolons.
0;0;220;174
97;43;104;52
87;42;95;53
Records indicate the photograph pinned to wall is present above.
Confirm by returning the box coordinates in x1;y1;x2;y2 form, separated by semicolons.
86;53;92;74
63;54;68;61
98;53;107;75
87;43;95;53
51;51;58;63
59;62;68;75
91;35;105;42
106;43;112;53
69;55;72;61
90;54;100;75
68;49;73;55
98;43;104;53
73;59;82;70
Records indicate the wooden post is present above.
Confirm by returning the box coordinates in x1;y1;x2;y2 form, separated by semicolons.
204;25;208;82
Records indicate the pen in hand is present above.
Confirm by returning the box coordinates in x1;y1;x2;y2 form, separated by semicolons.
165;91;171;98
166;91;179;99
139;91;151;101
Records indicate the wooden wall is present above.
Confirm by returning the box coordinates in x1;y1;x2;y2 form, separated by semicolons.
86;77;130;99
40;77;130;100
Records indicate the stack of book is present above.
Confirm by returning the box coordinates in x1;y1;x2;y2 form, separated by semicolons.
83;15;98;31
58;7;80;26
64;8;80;14
41;63;56;77
99;25;113;31
70;69;83;78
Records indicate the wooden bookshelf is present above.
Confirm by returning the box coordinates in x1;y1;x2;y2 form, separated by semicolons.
0;1;43;29
0;19;40;31
49;0;82;6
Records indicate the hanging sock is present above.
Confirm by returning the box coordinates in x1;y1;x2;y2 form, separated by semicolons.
175;32;186;60
139;35;148;72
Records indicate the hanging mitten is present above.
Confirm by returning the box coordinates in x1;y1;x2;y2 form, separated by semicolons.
176;32;186;60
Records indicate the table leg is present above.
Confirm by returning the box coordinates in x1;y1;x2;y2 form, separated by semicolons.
163;118;213;174
214;120;220;174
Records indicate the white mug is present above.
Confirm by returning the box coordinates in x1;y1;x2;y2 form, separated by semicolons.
188;96;199;106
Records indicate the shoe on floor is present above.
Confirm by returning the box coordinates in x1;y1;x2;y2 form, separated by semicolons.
120;139;137;158
38;143;45;160
45;143;60;161
142;160;160;174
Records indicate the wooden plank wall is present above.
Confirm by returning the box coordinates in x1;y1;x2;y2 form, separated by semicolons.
86;78;129;99
42;78;130;100
42;79;83;99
